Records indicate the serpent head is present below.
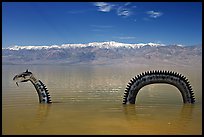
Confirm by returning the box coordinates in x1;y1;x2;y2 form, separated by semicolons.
13;69;33;86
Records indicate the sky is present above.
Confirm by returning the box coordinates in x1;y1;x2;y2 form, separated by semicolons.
2;2;202;48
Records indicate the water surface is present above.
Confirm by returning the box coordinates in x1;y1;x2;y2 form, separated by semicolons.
2;64;202;135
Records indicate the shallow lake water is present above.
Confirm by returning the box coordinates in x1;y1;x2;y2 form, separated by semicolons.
2;64;202;135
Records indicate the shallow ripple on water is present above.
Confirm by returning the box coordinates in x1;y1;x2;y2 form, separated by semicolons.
2;65;202;135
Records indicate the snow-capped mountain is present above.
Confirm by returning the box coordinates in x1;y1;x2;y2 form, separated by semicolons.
2;41;201;65
3;41;165;50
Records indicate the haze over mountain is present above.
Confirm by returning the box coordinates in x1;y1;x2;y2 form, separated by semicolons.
2;41;202;66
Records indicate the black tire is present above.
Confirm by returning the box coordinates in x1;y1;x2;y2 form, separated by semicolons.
33;80;52;104
123;70;195;104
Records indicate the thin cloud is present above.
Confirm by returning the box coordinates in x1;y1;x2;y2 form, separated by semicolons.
92;3;164;22
116;3;133;17
94;2;114;12
146;10;163;18
117;7;132;17
93;2;134;18
124;2;131;6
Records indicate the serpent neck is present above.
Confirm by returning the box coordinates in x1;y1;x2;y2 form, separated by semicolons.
30;75;52;104
30;75;38;84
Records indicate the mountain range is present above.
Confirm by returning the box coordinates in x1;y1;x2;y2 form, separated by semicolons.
2;41;202;66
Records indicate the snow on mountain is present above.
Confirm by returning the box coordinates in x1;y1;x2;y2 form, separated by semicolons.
3;41;165;50
2;41;201;65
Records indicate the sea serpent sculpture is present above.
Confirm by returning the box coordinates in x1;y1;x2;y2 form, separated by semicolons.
13;69;52;103
123;70;195;104
13;70;195;104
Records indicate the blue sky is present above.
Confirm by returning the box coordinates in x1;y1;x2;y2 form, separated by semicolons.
2;2;202;47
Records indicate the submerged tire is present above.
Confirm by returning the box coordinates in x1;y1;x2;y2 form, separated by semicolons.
123;70;195;104
33;80;52;104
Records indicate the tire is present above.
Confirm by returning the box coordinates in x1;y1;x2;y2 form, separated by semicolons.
123;70;195;104
33;80;52;104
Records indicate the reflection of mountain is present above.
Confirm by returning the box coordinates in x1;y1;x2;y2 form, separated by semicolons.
2;41;202;65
